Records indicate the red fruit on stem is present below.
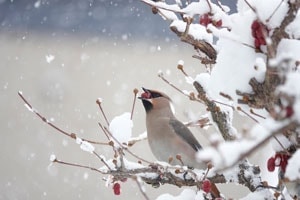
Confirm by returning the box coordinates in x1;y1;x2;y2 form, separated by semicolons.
202;179;212;193
267;157;275;172
113;183;121;195
254;39;261;49
251;20;260;30
255;28;263;39
214;19;222;27
285;106;294;118
258;37;266;45
200;13;211;27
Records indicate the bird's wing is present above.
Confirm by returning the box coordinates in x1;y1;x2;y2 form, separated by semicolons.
169;118;202;151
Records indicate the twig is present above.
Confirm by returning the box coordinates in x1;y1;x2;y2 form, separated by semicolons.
98;122;110;141
158;72;202;103
237;106;259;123
243;0;256;13
134;176;150;200
250;109;266;119
141;0;184;14
18;91;108;145
266;0;284;23
53;157;104;174
103;127;152;165
96;98;110;126
218;121;298;172
131;88;138;120
193;82;236;141
92;151;112;170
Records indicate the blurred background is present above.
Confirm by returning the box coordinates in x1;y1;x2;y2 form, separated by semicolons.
0;0;262;200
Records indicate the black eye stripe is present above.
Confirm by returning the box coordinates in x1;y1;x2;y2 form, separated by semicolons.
151;92;162;98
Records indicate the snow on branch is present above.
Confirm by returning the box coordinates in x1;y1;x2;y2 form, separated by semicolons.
19;0;300;199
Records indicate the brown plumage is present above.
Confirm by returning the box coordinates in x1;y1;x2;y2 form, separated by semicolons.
139;87;205;168
139;88;221;198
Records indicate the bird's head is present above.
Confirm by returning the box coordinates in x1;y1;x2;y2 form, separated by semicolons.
139;87;174;114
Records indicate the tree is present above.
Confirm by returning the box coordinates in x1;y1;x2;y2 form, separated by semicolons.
19;0;300;199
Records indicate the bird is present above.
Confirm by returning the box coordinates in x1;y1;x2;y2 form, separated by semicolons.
139;88;221;197
139;87;205;168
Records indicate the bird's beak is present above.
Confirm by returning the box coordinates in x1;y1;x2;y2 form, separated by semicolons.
138;87;151;100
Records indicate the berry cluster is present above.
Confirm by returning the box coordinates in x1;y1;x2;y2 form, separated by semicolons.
267;153;290;173
200;13;222;27
251;20;269;50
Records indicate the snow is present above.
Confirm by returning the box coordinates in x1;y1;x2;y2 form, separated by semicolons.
49;154;56;162
170;20;213;43
159;8;178;21
99;157;145;172
276;39;300;66
285;150;300;181
286;10;300;39
248;0;288;28
177;60;184;66
271;134;292;152
156;189;198;200
128;131;147;142
75;137;95;153
197;123;272;169
109;112;133;147
254;57;266;82
45;54;55;63
240;189;273;200
182;2;211;17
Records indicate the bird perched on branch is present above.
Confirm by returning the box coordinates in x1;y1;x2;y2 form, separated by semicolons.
139;87;220;198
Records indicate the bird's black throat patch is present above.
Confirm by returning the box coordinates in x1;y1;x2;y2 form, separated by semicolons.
141;99;153;112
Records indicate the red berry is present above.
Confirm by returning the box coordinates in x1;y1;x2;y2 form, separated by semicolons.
200;14;212;27
214;19;222;27
260;38;267;45
285;106;294;118
254;38;261;49
202;179;211;193
255;28;263;39
251;20;260;30
267;157;275;172
113;183;121;195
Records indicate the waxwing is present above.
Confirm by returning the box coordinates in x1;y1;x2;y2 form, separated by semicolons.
139;88;221;198
139;87;206;168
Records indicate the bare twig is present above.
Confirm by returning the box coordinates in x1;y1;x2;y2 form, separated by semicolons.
96;98;110;126
131;88;138;120
158;72;202;103
18;91;108;145
134;176;150;200
103;127;152;165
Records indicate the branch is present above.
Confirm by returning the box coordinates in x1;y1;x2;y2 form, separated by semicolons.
193;81;236;141
53;156;263;192
170;24;217;64
237;1;300;111
18;91;108;145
